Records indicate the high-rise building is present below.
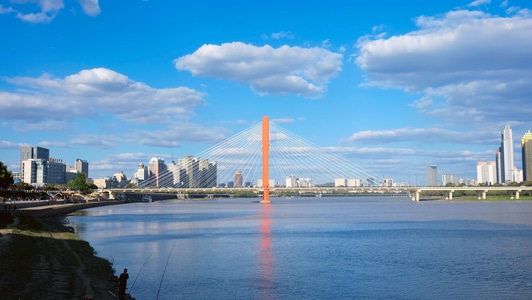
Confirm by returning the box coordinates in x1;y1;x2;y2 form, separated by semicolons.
22;159;48;186
149;157;167;187
441;174;458;186
75;158;89;178
477;162;496;185
500;124;515;183
522;130;532;181
495;148;502;184
427;165;438;186
48;158;66;185
20;146;49;181
234;171;243;188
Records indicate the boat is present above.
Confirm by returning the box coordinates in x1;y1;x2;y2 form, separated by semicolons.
141;195;153;203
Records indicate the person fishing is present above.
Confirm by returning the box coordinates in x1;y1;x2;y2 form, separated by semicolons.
118;268;129;300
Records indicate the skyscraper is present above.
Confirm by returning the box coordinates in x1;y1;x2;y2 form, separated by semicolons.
522;130;532;181
500;125;515;183
495;148;502;184
20;146;49;181
234;171;243;188
477;161;496;185
75;158;89;178
427;165;438;186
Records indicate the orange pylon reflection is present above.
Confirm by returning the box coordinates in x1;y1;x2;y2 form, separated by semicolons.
259;203;274;299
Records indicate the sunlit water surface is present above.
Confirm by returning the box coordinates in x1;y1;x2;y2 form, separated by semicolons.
68;198;532;300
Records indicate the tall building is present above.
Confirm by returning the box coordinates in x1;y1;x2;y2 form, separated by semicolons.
495;148;502;184
48;158;66;185
75;158;89;178
477;162;496;185
441;174;458;186
20;146;49;181
500;124;515;183
149;157;167;187
427;165;438;186
234;171;243;188
22;159;48;186
522;130;532;181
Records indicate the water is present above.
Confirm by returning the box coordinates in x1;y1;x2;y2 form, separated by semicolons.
67;198;532;300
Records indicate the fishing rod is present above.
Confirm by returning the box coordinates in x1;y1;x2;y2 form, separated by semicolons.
128;252;153;295
156;244;175;300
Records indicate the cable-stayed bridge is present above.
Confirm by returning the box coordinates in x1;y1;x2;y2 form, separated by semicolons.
138;117;382;190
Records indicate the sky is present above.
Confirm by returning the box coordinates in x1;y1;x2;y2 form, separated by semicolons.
1;0;531;186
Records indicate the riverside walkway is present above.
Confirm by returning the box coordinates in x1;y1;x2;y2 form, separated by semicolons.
13;200;121;217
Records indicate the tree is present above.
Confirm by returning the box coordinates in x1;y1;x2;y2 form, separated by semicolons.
0;161;14;189
68;173;91;195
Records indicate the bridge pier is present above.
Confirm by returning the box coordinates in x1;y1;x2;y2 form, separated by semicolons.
515;190;521;199
476;190;487;200
447;190;454;200
411;190;420;202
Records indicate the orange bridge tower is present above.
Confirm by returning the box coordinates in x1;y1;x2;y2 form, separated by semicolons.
260;116;271;204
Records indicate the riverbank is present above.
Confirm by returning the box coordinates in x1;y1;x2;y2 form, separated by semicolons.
0;210;129;299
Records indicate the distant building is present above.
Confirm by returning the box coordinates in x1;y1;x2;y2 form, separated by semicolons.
257;179;275;188
234;171;243;188
441;174;458;186
522;130;532;181
334;178;347;187
113;172;129;187
22;159;47;187
75;158;89;178
286;176;298;188
383;177;393;187
20;146;49;182
495;148;502;184
500;125;515;183
48;158;66;185
427;165;438;186
347;178;362;187
477;162;496;185
513;167;523;183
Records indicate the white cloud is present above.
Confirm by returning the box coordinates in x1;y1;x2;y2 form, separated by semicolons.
270;31;294;40
0;5;16;14
7;0;100;23
77;0;100;16
174;42;343;97
355;8;532;127
342;128;497;145
468;0;491;7
2;68;205;125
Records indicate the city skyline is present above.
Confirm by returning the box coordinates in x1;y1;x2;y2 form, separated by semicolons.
1;0;532;185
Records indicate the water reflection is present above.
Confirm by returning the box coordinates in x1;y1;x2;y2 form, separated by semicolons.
259;203;274;299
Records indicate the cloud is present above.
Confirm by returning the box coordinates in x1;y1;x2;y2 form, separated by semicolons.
77;0;100;16
355;8;532;127
0;5;16;14
341;128;498;145
270;31;294;40
174;42;343;97
6;0;100;23
1;68;206;125
468;0;491;7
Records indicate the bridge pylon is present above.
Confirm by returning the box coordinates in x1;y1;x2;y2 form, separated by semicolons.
260;115;271;204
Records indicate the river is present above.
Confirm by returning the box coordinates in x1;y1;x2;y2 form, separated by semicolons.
67;197;532;300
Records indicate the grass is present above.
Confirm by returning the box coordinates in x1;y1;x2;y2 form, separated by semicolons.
0;214;119;299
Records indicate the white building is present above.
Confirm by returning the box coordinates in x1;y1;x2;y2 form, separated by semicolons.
334;178;347;187
22;159;48;187
347;178;362;187
500;125;515;183
286;176;298;188
477;162;496;185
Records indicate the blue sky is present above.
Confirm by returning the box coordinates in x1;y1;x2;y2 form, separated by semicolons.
1;0;531;185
